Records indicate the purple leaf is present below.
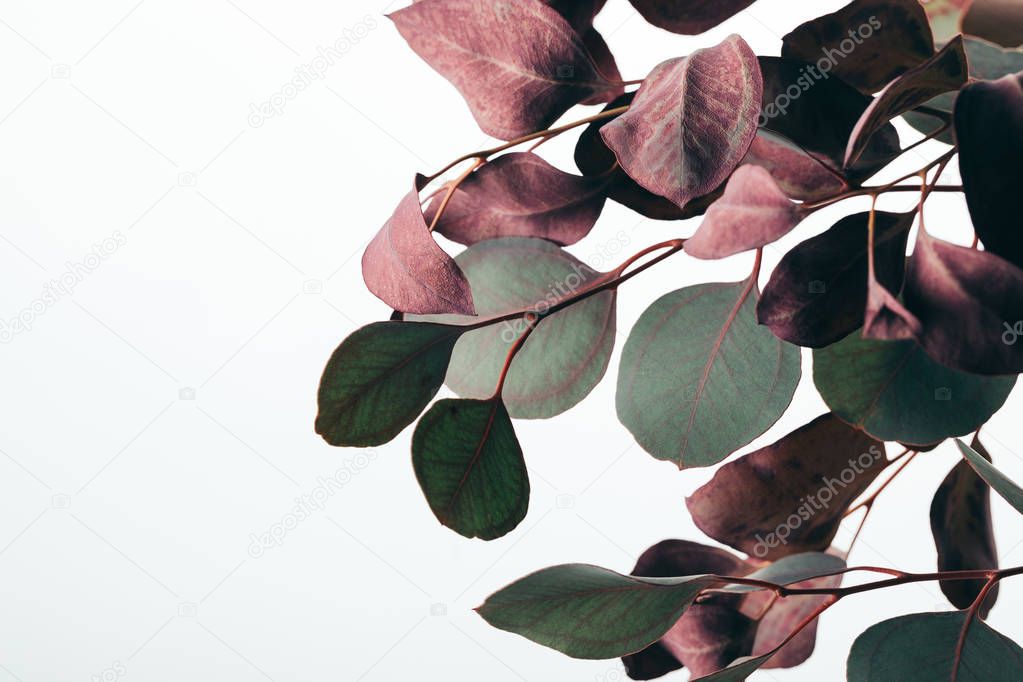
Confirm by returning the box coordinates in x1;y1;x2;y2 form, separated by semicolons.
782;0;935;93
930;435;999;618
955;72;1023;269
962;0;1023;49
740;132;845;202
684;165;806;260
424;153;607;246
686;414;885;560
390;0;613;139
902;230;1023;375
580;27;625;104
362;175;475;316
863;278;920;341
749;573;841;668
627;0;757;35
600;35;762;209
844;36;968;167
758;211;913;348
661;604;756;677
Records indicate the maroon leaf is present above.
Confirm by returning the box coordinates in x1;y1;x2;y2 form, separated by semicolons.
844;36;968;167
684;165;806;260
863;278;920;341
902;230;1023;375
962;0;1023;49
600;35;762;209
781;0;935;93
574;92;723;220
748;573;841;668
580;27;624;104
660;604;757;677
686;414;885;560
362;176;475;316
545;0;607;29
955;72;1023;269
740;132;845;202
424;152;607;246
930;435;999;618
390;0;613;139
627;0;757;35
758;211;913;348
758;57;900;179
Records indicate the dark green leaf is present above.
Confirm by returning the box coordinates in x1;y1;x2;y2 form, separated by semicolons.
813;333;1015;445
477;563;719;659
725;553;846;593
412;398;528;540
617;281;801;468
847;612;1023;681
315;321;464;447
957;439;1023;515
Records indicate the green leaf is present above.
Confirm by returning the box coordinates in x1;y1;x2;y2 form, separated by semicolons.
412;398;528;540
725;552;845;593
316;321;464;447
616;281;801;468
813;333;1015;445
477;563;720;659
413;237;616;419
957;439;1023;515
847;612;1023;681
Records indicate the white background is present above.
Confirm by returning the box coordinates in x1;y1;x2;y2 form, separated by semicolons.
1;0;1021;680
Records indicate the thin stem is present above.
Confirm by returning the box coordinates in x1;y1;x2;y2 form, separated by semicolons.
951;576;999;681
866;194;879;281
492;313;538;397
900;119;952;157
427;158;483;232
423;105;629;183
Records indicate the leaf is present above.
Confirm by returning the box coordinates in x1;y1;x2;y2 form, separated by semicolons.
423;153;607;246
863;277;921;341
739;132;845;202
751;574;840;669
412;238;616;419
617;280;801;468
688;415;884;560
580;27;624;104
660;605;756;677
813;332;1016;445
845;36;968;167
600;35;762;209
315;322;464;447
955;72;1023;269
847;612;1023;681
757;56;900;179
362;176;475;315
626;0;756;35
904;37;1023;143
957;439;1023;515
727;552;847;592
412;398;528;540
684;166;806;260
758;211;913;348
389;0;612;139
902;230;1023;375
962;0;1023;48
931;436;999;617
781;0;934;93
477;564;720;659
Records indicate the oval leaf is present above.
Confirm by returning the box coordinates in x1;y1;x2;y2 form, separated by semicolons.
758;211;913;348
617;280;801;468
627;0;756;35
781;0;935;93
847;612;1023;681
684;165;806;260
412;397;528;539
316;321;464;446
601;35;762;209
957;438;1023;515
688;415;884;560
362;176;475;315
931;436;999;616
845;36;968;167
955;72;1023;269
813;332;1016;445
477;563;719;659
962;0;1023;48
740;132;846;202
390;0;612;139
424;153;607;246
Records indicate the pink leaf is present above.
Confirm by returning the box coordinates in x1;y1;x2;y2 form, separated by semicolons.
423;152;608;246
684;165;805;260
863;278;921;341
600;35;762;209
740;132;845;202
362;175;476;316
750;573;841;668
628;0;757;35
391;0;613;140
